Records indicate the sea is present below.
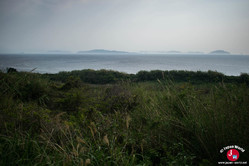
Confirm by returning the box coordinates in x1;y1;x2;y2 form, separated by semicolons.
0;54;249;76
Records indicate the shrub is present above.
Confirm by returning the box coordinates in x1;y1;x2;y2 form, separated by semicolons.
100;85;138;113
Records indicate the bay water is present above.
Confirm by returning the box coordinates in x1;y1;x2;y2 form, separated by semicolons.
0;54;249;76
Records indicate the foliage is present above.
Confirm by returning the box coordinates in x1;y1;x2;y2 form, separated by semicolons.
0;70;249;165
44;69;249;85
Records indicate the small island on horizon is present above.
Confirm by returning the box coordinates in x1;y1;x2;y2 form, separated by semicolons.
77;49;129;54
209;50;230;55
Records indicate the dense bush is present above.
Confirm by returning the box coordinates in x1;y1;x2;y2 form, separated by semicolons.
44;69;249;85
100;85;138;113
61;76;83;90
46;69;131;84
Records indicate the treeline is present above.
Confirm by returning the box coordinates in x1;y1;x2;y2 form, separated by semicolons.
44;69;131;84
44;69;249;85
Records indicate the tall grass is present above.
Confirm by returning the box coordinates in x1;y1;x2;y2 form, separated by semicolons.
130;81;249;163
0;71;248;165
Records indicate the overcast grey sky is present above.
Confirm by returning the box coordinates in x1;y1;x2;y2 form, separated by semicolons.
0;0;249;54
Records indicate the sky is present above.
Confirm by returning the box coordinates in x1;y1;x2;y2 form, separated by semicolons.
0;0;249;54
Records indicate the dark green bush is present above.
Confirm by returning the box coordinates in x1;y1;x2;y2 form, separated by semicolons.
100;85;138;113
61;76;82;90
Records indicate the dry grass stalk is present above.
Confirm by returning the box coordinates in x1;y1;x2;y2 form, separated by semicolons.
76;136;87;145
88;126;95;140
126;114;131;129
103;135;109;146
85;159;91;166
80;147;87;154
90;122;97;133
55;112;66;124
80;158;84;166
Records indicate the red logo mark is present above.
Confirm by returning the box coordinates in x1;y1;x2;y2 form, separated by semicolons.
227;149;239;161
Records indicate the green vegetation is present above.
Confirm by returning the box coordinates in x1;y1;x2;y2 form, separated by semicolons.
1;69;249;165
45;69;249;85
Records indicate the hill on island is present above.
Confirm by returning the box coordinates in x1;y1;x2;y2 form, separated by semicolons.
77;49;129;54
209;50;230;54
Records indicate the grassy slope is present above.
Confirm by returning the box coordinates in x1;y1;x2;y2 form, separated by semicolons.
0;70;249;165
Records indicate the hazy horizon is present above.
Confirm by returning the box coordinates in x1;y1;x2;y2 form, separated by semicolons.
0;0;249;54
0;49;246;55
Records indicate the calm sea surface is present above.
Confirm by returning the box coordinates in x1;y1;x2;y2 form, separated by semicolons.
1;54;249;76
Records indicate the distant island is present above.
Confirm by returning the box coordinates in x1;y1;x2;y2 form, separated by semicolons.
77;49;129;54
209;50;230;55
